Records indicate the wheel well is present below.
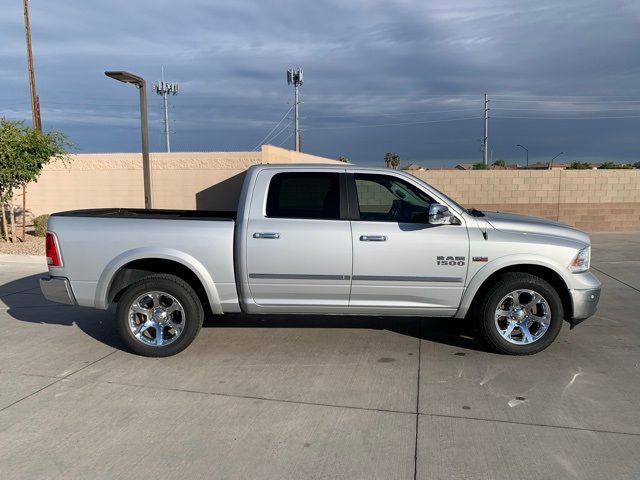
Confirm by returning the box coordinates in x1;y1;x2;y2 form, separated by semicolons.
469;264;572;320
107;258;211;313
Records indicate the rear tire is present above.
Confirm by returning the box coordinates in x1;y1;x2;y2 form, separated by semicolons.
116;274;204;357
476;272;563;355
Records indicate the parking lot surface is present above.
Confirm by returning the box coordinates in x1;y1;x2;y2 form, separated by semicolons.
1;233;639;479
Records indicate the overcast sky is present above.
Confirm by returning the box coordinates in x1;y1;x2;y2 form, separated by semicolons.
2;0;639;166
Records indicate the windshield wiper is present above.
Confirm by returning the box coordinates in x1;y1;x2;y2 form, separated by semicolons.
468;208;485;217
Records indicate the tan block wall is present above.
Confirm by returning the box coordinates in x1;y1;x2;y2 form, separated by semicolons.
411;170;640;231
17;151;640;232
22;146;342;214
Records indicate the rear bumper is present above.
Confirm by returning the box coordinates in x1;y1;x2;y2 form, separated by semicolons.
40;276;76;305
568;287;601;328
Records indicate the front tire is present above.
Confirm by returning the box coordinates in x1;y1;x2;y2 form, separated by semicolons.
116;274;204;357
476;272;563;355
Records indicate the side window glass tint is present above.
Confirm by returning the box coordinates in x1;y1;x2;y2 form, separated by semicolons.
267;172;340;220
354;174;433;223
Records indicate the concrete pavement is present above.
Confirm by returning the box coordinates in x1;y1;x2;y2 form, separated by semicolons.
0;233;639;479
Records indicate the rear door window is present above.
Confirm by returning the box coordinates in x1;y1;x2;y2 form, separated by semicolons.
266;172;341;220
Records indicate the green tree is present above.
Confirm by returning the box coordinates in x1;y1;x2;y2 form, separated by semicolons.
566;161;592;170
384;152;400;169
0;118;71;241
472;162;488;170
492;159;506;167
599;161;633;169
337;155;349;163
634;162;640;169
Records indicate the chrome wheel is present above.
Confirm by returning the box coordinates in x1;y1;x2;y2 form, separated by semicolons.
127;291;185;347
494;289;550;345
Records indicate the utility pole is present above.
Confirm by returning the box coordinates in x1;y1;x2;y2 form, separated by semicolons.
482;93;489;165
23;0;41;132
21;0;41;242
153;67;179;152
287;68;303;152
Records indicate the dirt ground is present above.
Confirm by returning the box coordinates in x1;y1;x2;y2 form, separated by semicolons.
0;233;45;256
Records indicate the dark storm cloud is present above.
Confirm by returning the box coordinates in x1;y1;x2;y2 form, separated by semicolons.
2;0;639;164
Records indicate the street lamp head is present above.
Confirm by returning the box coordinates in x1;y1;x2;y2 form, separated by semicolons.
105;70;145;86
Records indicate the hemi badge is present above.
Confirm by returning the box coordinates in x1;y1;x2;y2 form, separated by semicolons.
472;256;489;262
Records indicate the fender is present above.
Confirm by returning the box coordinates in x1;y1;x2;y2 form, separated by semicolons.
94;247;223;314
454;253;571;319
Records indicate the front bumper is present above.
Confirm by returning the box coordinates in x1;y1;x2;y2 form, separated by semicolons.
568;287;601;328
40;276;76;305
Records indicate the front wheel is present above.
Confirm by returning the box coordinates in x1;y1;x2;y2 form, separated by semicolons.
476;273;564;355
116;274;204;357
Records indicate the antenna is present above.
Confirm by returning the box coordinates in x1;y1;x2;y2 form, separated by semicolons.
153;67;179;152
286;68;303;151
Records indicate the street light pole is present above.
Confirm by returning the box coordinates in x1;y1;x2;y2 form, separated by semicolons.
105;71;152;209
550;151;564;169
516;144;529;167
138;81;151;208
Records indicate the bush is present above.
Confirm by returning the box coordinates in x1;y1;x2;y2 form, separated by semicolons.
599;161;634;169
566;161;592;170
33;214;49;237
472;162;488;170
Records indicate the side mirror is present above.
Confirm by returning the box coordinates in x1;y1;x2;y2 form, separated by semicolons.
428;204;453;225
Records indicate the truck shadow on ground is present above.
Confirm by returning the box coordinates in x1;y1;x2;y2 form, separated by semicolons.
2;274;489;353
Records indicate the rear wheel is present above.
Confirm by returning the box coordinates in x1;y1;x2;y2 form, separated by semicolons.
116;274;204;357
476;273;563;355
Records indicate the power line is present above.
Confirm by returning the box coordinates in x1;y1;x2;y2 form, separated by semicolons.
251;106;293;151
490;94;640;98
33;101;137;107
305;116;482;130
492;99;640;104
264;121;293;144
309;108;478;118
277;132;294;147
492;115;640;119
492;107;640;112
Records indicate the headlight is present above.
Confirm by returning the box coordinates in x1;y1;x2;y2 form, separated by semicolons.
569;246;590;273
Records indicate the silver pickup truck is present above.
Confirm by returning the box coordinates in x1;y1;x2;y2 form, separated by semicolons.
41;164;601;356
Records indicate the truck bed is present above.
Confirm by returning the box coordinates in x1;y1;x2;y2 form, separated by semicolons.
47;208;239;312
52;208;237;221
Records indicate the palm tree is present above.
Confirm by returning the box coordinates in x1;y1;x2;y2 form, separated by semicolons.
384;152;400;169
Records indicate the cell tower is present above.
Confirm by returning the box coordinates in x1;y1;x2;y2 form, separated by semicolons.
287;68;303;152
153;67;179;152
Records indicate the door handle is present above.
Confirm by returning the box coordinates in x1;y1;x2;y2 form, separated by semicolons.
360;235;387;242
253;232;280;239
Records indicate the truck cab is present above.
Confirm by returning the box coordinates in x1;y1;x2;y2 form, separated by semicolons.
237;165;470;316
